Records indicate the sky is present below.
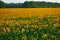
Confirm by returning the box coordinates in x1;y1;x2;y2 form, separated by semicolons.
1;0;60;3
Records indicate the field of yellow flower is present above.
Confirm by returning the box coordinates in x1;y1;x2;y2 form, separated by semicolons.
0;8;60;40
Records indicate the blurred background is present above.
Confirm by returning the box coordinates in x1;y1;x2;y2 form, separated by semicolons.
0;0;60;8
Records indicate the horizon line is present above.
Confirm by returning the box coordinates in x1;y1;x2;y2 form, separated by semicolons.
3;1;60;3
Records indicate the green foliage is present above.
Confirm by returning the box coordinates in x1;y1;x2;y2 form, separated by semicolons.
0;16;60;40
0;0;5;8
0;1;60;8
22;1;60;8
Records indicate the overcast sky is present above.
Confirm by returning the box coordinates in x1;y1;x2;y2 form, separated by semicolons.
1;0;60;3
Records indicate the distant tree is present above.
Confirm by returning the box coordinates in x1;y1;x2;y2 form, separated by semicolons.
22;1;60;8
0;0;5;8
6;3;23;8
0;1;60;8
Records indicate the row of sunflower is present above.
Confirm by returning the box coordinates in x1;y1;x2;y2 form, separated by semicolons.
0;16;60;40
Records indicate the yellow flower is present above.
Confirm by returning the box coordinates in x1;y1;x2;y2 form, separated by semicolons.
42;34;48;38
22;36;27;40
3;28;6;33
22;28;25;32
53;23;59;28
50;35;56;39
58;30;60;34
15;37;18;40
31;25;37;29
6;27;10;32
16;28;20;32
26;24;29;28
12;30;16;33
32;37;37;40
6;21;9;25
26;29;29;32
38;27;42;30
25;20;30;24
51;36;55;38
44;24;48;28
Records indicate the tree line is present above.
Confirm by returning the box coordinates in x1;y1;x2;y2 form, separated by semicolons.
0;1;60;8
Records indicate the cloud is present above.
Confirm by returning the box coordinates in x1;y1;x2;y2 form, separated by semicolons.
1;0;60;3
